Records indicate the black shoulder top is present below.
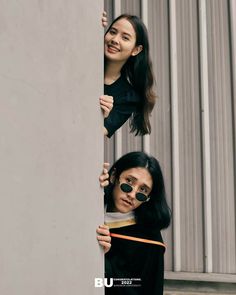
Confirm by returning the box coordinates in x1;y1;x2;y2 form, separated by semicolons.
105;223;165;294
104;75;141;138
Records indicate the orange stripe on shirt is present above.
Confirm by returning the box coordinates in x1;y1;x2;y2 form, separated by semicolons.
110;233;166;249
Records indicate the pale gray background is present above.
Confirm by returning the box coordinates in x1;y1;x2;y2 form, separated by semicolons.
0;0;104;294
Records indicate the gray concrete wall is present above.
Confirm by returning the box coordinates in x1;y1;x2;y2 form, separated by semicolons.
0;1;103;294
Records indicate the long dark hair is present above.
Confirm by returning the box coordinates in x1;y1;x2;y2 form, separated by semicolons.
105;14;156;136
105;152;171;229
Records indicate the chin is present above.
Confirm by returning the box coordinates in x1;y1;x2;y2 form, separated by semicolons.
105;54;120;62
117;206;132;214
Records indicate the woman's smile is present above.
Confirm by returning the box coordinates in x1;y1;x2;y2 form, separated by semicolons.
104;18;137;64
107;44;120;53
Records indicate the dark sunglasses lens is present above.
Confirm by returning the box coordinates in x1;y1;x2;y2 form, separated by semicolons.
136;193;148;202
120;183;132;193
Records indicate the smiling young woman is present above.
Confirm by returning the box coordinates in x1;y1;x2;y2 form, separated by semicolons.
104;18;143;67
100;13;156;138
96;151;171;294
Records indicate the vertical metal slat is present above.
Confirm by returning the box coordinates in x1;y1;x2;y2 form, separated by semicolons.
169;0;181;272
199;0;213;273
113;0;122;160
141;0;151;154
228;0;236;271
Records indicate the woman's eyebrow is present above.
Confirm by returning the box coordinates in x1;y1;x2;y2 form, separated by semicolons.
141;183;152;191
126;174;137;181
111;26;133;38
126;175;151;190
122;32;132;37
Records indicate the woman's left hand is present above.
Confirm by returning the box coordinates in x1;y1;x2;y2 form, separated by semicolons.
99;162;110;188
101;11;108;28
97;225;111;254
100;95;114;118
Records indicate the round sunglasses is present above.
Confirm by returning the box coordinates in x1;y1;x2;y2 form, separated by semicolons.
119;182;150;202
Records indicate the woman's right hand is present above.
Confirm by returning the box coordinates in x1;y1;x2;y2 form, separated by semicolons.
99;163;110;188
101;11;108;28
100;95;114;118
97;224;111;254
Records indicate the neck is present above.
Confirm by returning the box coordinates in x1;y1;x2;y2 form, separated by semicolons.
104;60;125;84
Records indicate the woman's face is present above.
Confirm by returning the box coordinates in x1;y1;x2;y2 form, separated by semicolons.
111;167;153;213
104;18;142;64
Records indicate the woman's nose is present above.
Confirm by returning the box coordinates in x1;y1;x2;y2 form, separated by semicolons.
127;189;136;199
111;35;119;44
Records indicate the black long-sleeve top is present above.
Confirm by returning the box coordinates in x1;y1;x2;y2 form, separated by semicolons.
105;223;165;295
104;75;141;138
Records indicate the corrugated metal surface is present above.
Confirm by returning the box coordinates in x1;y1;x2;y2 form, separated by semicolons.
176;0;204;273
206;0;236;273
103;0;236;277
148;0;173;271
121;0;141;15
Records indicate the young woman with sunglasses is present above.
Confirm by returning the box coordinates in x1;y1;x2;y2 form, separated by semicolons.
100;12;156;138
96;151;171;294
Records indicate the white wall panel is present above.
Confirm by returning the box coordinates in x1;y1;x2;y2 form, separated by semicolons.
0;1;104;294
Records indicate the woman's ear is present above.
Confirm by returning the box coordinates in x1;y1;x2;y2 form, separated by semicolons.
131;45;143;56
109;168;116;184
